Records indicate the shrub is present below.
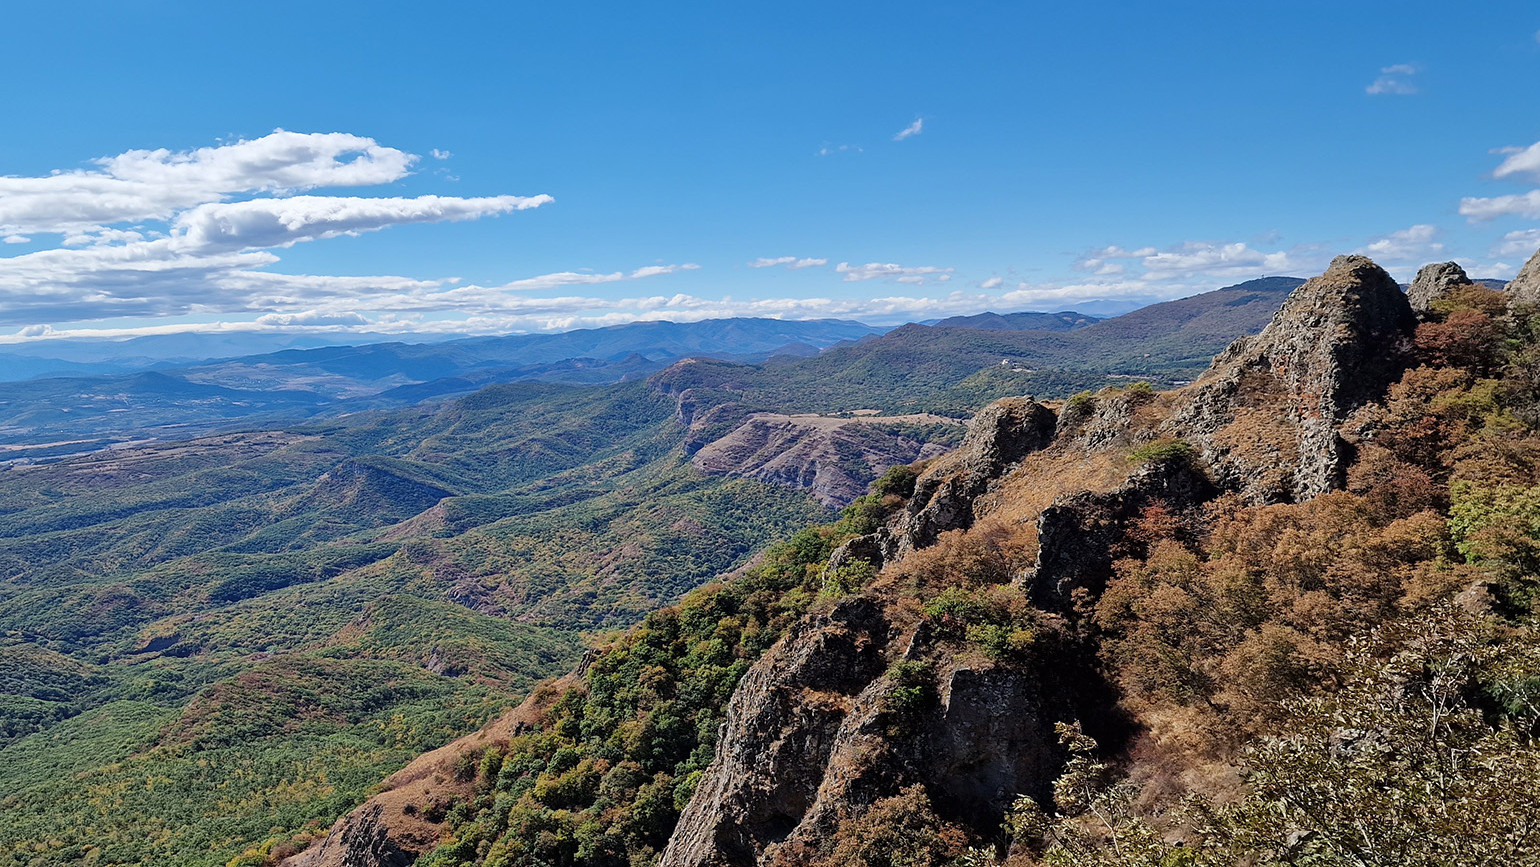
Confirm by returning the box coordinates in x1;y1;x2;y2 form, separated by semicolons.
1129;437;1196;467
873;464;920;499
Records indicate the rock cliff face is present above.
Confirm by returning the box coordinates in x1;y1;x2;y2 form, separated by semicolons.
658;596;1082;867
1509;246;1540;307
899;397;1056;549
1166;254;1416;503
1025;455;1215;611
1407;261;1474;314
661;255;1423;865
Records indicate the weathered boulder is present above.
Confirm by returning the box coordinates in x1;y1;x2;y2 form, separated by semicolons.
1166;255;1416;503
826;531;890;574
901;398;1055;548
1508;246;1540;307
1407;261;1474;314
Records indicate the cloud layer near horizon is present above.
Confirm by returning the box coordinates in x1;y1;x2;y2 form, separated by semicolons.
3;129;1539;346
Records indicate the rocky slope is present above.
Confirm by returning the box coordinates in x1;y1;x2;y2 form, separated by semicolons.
689;412;958;507
656;255;1423;866
285;250;1538;867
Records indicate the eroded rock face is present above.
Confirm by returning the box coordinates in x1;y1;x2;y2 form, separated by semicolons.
902;398;1056;548
1407;261;1474;314
660;596;1072;867
689;413;957;507
659;597;892;867
288;804;414;867
1025;456;1214;611
1167;255;1416;503
1509;246;1540;307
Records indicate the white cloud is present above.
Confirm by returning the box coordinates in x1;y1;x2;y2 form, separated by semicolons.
893;119;924;141
0;130;417;235
255;310;370;327
1354;224;1443;262
835;261;954;284
170;194;550;253
1139;241;1306;280
979;276;1004;289
1467;261;1517;281
1493;141;1540;181
1366;64;1418;96
0;131;564;327
748;256;827;269
430;149;452;160
2;235;28;244
1495;228;1540;258
1460;190;1540;221
817;143;862;157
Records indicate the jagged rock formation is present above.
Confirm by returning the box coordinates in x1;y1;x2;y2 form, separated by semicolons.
1509;246;1540;307
658;597;1082;867
1166;254;1416;503
661;597;893;867
899;397;1056;549
689;412;957;507
1025;454;1215;611
663;255;1422;866
1407;261;1474;314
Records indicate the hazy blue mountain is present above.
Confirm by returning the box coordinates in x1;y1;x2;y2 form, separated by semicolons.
930;310;1101;331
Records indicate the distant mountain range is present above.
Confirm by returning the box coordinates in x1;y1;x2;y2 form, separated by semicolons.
0;279;1308;453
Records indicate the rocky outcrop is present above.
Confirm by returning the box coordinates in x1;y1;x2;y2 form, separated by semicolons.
1407;261;1474;314
690;413;957;507
900;398;1056;548
659;596;1074;867
1024;455;1214;611
1508;246;1540;307
660;597;893;867
1167;255;1416;503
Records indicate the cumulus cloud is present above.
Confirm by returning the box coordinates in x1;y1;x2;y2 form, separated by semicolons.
979;276;1004;289
3;235;27;244
1354;224;1443;262
430;149;452;160
0;130;416;235
0;131;567;327
893;119;923;141
1366;64;1418;95
1490;142;1540;183
1070;238;1335;286
748;256;827;269
171;194;550;252
835;261;954;283
1459;138;1540;222
1461;190;1540;221
1495;228;1540;258
255;310;371;327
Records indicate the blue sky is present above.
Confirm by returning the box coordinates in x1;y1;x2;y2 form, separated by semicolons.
3;0;1540;344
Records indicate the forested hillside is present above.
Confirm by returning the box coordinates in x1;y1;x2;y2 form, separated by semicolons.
0;276;1303;866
